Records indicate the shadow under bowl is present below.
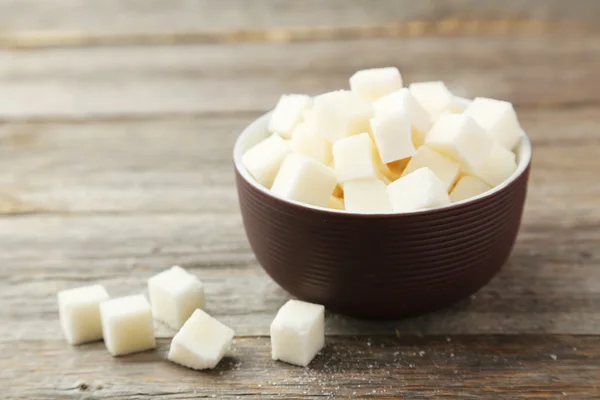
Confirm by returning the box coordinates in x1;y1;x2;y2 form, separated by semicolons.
233;99;532;319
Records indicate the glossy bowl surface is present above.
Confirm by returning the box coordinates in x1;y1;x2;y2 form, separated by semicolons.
233;99;532;318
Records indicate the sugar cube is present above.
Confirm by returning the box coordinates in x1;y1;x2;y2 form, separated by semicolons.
312;90;373;143
349;67;403;102
401;146;460;191
242;133;291;188
344;180;392;213
290;119;332;165
148;266;205;330
100;295;156;356
425;113;493;171
450;175;492;203
333;133;387;183
328;196;345;210
168;309;234;370
409;81;454;120
464;97;522;150
271;154;337;207
468;143;517;187
268;94;311;138
370;111;415;163
57;284;110;345
271;300;325;367
373;88;431;135
387;167;451;212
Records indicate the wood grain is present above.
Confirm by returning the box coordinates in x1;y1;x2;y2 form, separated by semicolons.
2;336;598;399
0;34;599;119
0;0;596;36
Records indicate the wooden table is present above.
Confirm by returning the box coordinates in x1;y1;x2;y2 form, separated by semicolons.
1;2;599;398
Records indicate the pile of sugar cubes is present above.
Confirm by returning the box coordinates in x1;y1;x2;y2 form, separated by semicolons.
58;266;325;368
242;67;521;212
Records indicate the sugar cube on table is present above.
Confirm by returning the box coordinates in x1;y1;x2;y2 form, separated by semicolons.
271;300;325;367
290;119;332;165
425;113;493;171
468;143;518;187
344;179;392;213
328;196;345;210
57;284;109;345
387;167;451;212
100;294;156;356
370;111;415;163
450;175;492;203
271;154;337;208
464;97;522;150
242;133;291;188
349;67;403;102
168;309;234;370
373;88;431;136
409;81;454;120
312;90;373;143
268;94;311;138
333;133;387;183
148;265;205;330
401;146;460;191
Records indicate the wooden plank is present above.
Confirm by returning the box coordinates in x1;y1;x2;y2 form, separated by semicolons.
1;211;599;339
2;336;599;399
0;34;599;119
0;108;598;215
0;0;597;37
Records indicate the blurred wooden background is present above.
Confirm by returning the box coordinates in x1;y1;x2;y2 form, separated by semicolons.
1;1;599;399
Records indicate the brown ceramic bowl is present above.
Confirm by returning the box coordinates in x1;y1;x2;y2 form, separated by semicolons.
234;98;532;319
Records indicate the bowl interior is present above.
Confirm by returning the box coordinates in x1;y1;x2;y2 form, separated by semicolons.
233;97;532;214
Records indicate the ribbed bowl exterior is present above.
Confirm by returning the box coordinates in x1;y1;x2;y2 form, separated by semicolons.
236;166;530;319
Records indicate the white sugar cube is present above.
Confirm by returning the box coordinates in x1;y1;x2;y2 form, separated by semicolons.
290;120;332;165
370;111;415;163
271;300;325;367
401;146;460;191
148;265;205;330
450;176;492;203
312;90;373;143
387;167;451;212
349;67;403;102
268;94;311;138
409;81;454;120
468;143;517;187
464;97;522;150
242;133;291;188
425;113;493;171
168;309;234;370
100;295;156;356
57;284;109;345
344;180;392;213
271;154;337;207
333;133;386;183
328;196;345;210
373;88;431;134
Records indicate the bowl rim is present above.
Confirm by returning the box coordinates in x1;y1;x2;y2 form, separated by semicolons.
233;97;532;217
